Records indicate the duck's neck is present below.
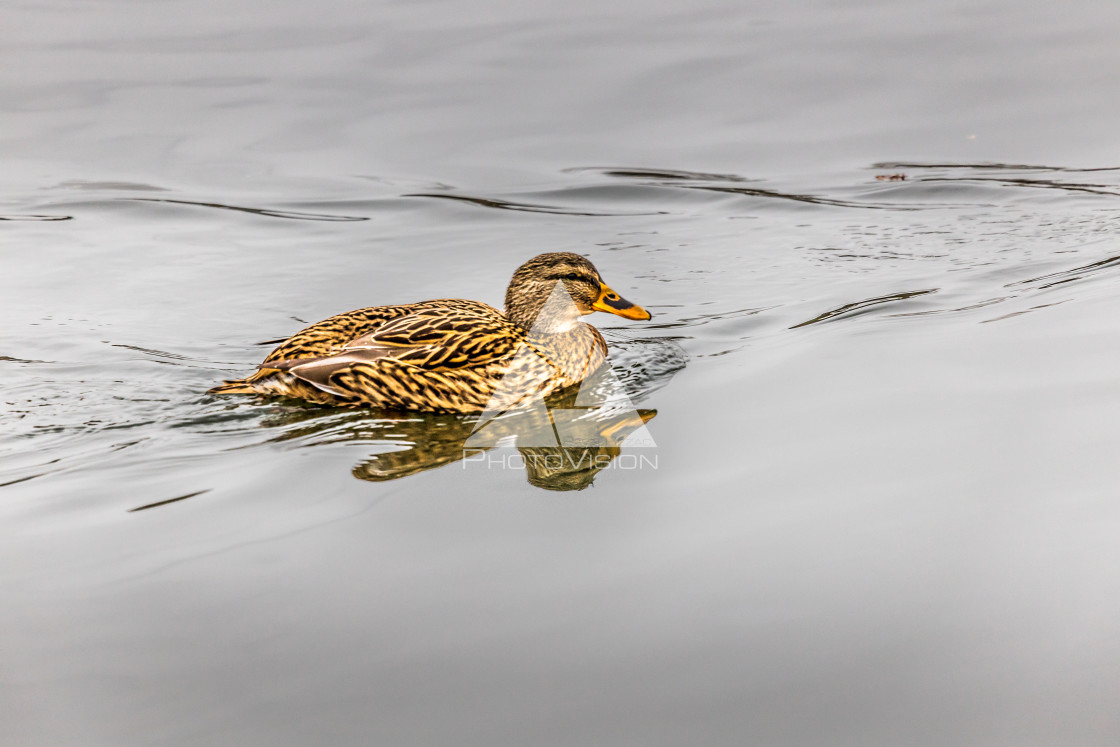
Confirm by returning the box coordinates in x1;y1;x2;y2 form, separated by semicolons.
505;281;605;381
505;304;546;332
529;323;606;383
506;288;583;334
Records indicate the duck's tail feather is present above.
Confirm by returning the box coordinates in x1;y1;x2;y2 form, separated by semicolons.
207;378;260;395
208;367;290;395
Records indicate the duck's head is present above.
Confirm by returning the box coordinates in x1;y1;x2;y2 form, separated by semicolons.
504;252;651;331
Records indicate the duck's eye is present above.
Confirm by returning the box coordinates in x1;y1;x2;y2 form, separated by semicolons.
563;272;581;281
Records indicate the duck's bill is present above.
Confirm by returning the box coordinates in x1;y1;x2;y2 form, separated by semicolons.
592;283;652;320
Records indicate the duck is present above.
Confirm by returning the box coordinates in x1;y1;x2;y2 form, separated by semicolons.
208;252;651;413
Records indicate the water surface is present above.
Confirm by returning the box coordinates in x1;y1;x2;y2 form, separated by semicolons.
4;1;1120;744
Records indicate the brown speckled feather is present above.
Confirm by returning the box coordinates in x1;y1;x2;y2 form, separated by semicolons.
212;299;607;413
210;252;643;414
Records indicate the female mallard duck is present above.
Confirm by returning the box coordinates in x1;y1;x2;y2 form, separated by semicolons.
209;252;651;413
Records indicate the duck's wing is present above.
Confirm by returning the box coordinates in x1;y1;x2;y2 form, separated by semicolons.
259;304;520;396
260;304;416;365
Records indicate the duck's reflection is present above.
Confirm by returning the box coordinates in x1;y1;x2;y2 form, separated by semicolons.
361;403;655;491
262;376;657;491
258;341;685;491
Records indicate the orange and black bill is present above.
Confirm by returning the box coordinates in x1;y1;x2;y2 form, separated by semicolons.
591;282;651;320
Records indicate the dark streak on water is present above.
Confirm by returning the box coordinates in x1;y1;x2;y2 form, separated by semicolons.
131;198;371;222
790;288;940;328
127;489;212;513
405;191;667;217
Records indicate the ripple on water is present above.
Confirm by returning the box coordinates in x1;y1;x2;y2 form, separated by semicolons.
5;160;1120;500
0;213;72;221
577;162;1120;359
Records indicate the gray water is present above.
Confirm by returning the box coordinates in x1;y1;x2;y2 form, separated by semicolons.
5;0;1120;744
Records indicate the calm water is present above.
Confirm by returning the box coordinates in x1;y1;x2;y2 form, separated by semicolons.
5;0;1120;743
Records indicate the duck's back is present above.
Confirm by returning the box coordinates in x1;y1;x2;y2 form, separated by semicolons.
260;299;504;365
211;298;607;413
211;299;521;411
